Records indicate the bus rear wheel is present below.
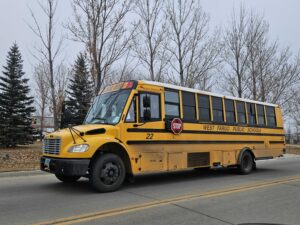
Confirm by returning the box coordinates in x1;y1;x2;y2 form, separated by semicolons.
238;151;254;175
55;174;81;182
89;153;125;192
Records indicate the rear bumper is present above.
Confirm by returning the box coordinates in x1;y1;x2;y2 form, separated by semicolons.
40;157;90;176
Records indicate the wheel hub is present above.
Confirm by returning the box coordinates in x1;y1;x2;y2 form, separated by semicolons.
242;155;252;170
100;162;120;185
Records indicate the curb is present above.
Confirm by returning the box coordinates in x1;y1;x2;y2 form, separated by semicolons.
281;153;300;158
0;170;48;178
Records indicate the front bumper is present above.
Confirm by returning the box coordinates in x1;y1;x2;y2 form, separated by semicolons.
40;157;90;176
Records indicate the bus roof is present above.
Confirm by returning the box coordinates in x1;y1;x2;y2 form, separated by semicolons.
139;80;278;107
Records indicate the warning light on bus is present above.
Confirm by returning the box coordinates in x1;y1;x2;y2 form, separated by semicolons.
122;81;134;89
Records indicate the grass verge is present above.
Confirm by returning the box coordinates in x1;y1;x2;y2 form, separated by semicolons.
0;142;42;172
286;144;300;155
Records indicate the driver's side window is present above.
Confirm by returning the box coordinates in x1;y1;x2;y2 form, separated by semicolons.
139;93;161;122
125;98;136;123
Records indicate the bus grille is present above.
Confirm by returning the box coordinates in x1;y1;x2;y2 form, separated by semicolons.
43;138;61;155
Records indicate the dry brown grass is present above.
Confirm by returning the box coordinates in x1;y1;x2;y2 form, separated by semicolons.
0;142;42;172
286;145;300;155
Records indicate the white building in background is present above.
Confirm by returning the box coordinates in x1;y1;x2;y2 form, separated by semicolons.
31;116;55;132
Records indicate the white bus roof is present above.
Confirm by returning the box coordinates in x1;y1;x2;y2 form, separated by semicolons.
140;80;278;107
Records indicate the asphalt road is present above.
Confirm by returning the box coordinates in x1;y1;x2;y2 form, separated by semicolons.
1;155;300;225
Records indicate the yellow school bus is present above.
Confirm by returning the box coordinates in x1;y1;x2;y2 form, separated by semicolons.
41;80;285;192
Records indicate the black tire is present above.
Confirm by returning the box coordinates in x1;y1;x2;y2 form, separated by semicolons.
89;153;125;192
238;151;254;175
55;174;81;182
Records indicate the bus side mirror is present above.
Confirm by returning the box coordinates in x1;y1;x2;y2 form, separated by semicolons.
62;108;73;127
143;109;151;121
143;95;151;108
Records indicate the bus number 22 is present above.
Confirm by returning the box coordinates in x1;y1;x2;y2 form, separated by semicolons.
146;133;154;139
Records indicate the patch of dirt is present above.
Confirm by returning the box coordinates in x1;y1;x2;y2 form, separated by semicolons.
0;142;42;172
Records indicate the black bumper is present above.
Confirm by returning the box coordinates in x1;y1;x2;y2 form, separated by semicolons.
40;157;90;176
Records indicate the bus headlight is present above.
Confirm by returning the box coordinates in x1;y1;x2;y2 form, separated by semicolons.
68;144;89;153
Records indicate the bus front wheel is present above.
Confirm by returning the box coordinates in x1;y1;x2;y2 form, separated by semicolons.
89;153;125;192
238;151;254;175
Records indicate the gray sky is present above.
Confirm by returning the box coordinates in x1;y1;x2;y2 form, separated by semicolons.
0;0;300;81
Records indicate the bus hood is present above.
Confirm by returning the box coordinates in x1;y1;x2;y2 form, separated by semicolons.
42;124;121;158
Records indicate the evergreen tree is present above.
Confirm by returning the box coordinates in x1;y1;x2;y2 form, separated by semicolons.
65;53;94;125
0;43;35;147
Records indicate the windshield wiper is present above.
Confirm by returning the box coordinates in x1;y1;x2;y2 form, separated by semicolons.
68;125;87;144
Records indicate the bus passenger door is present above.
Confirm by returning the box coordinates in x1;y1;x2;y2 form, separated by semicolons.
122;91;166;173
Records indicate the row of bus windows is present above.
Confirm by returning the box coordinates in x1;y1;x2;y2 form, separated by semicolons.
164;90;277;127
126;90;277;127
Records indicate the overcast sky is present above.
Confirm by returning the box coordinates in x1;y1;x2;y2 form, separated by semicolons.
1;0;300;82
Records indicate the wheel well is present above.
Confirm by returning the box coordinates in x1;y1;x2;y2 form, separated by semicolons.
91;142;132;174
238;148;255;165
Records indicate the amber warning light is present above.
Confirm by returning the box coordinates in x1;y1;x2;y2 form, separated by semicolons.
100;81;134;94
122;81;134;89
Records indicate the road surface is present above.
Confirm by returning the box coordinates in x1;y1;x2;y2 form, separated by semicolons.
1;155;300;225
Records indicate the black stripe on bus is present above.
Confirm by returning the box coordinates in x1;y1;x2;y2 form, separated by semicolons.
269;141;285;144
126;140;264;145
127;128;285;137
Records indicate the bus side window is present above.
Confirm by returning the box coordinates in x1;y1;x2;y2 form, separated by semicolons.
236;101;246;124
198;94;210;122
212;97;224;122
125;98;136;122
182;91;196;121
247;103;256;125
257;104;265;126
225;99;235;124
165;90;180;119
139;93;161;122
266;106;276;127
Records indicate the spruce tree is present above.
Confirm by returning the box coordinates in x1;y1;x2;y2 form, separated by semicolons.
65;53;94;125
0;43;35;147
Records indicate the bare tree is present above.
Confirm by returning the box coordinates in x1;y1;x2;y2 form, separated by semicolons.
66;0;135;92
252;40;277;102
33;63;49;138
133;0;169;81
245;12;271;100
54;63;69;123
222;6;249;97
267;49;300;105
287;89;300;143
28;0;64;130
106;48;139;84
165;0;221;89
248;37;300;106
223;5;300;127
291;90;300;121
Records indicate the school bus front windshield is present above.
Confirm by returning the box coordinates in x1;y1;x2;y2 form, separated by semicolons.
84;89;131;125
